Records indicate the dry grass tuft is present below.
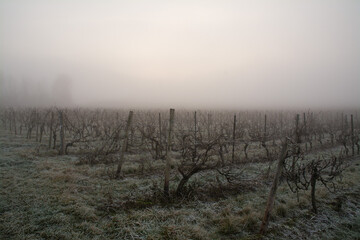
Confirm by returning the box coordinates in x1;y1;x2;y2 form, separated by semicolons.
239;213;260;232
50;172;76;183
275;204;287;218
217;215;241;235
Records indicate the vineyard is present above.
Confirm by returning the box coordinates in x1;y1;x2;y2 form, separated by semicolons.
0;107;359;239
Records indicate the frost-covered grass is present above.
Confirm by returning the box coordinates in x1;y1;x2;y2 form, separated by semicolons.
0;129;359;240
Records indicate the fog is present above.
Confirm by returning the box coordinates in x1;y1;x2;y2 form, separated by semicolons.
1;0;359;109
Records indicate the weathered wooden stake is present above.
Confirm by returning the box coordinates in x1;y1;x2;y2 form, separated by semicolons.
158;112;162;149
207;113;211;140
35;112;39;142
264;114;267;141
194;111;197;160
345;114;348;133
115;111;134;179
39;122;44;143
351;114;354;156
13;111;17;135
9;111;12;132
48;111;54;149
59;111;65;155
295;114;300;144
303;113;307;151
164;108;175;197
280;112;283;135
260;140;288;234
232;114;236;163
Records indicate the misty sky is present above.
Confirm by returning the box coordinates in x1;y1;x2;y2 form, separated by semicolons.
1;0;359;109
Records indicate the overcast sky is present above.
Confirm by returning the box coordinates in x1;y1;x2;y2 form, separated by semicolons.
1;0;359;109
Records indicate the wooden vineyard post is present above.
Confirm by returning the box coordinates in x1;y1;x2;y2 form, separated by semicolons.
280;112;283;136
13;111;17;135
260;140;288;234
3;110;6;130
264;114;267;141
303;113;307;151
59;110;65;155
351;114;354;156
291;114;300;175
9;110;12;132
232;114;236;163
309;112;313;150
39;119;45;143
164;108;175;197
36;111;39;142
295;114;300;145
159;112;162;153
207;113;211;141
193;111;197;160
345;115;348;133
48;111;54;149
115;111;134;179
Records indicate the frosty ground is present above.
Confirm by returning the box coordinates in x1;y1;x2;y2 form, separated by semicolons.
0;129;359;240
